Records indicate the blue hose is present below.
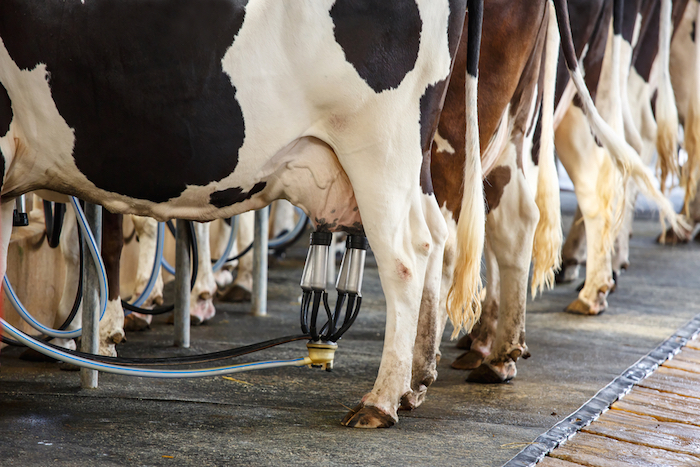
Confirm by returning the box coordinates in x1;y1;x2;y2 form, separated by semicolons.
0;317;310;378
2;197;108;339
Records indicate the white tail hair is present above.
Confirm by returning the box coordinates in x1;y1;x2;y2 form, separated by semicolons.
446;71;484;339
532;1;563;297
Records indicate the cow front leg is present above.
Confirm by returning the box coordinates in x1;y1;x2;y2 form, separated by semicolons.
400;193;448;411
468;157;538;384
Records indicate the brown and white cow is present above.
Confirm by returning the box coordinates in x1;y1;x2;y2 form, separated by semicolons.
418;0;562;389
557;0;691;308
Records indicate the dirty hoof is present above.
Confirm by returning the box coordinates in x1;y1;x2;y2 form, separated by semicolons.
467;362;514;384
217;284;252;303
451;350;484;370
19;348;57;363
341;404;396;428
565;298;604;316
455;333;473;350
124;313;151;332
657;226;691;244
400;388;427;411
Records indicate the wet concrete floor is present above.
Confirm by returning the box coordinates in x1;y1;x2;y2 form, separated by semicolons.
1;194;699;466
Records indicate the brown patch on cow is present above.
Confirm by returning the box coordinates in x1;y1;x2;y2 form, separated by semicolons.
483;165;511;212
396;260;412;282
431;0;547;221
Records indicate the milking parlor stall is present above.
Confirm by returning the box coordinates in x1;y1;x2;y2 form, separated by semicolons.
3;1;700;466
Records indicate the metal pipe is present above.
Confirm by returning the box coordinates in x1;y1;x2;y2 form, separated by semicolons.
251;207;269;316
80;202;102;389
174;219;190;348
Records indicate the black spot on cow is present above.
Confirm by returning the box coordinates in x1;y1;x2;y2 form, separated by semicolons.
0;81;9;187
331;0;422;92
419;81;447;155
0;0;248;203
692;20;696;43
0;81;12;138
210;181;266;209
0;144;5;186
417;0;466;191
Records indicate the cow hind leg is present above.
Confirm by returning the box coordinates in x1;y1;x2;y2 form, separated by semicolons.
467;155;538;384
556;106;616;315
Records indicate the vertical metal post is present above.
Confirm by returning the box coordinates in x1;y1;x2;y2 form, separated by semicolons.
174;219;190;348
251;207;268;316
327;233;337;287
81;203;101;389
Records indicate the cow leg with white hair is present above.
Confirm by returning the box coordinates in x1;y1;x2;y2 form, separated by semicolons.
123;215;164;331
216;210;254;302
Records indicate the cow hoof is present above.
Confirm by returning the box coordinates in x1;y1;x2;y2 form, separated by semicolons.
466;362;515;384
565;298;604;315
455;333;473;350
341;404;396;428
217;284;252;303
400;388;427;411
451;350;483;370
124;313;151;332
657;227;691;244
19;348;57;363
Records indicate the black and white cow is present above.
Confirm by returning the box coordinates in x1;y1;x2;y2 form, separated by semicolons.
0;1;487;428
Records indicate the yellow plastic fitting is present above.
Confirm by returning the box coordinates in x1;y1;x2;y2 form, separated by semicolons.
305;341;338;371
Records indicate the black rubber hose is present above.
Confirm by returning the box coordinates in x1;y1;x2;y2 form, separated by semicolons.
1;221;85;347
25;334;311;366
43;201;66;249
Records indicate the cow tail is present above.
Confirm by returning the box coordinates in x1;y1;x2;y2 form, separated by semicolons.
656;0;680;199
447;0;484;339
531;1;563;298
682;2;700;216
552;0;684;235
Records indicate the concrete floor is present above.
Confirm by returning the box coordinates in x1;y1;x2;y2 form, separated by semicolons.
1;194;699;467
